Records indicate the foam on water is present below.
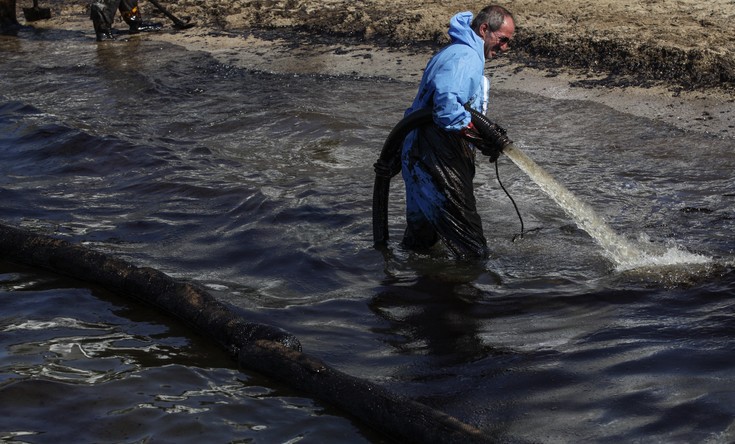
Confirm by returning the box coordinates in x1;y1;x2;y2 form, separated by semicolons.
502;144;713;271
615;233;713;271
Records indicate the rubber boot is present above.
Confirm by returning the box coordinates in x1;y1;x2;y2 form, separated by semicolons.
121;2;161;34
90;0;115;41
129;19;163;33
93;21;115;40
0;0;22;35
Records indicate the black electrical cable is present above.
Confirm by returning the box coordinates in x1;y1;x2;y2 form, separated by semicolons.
493;158;525;241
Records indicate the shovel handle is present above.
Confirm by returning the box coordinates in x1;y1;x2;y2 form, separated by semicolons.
147;0;193;29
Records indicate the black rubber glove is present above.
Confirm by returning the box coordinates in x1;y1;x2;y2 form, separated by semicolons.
460;122;510;163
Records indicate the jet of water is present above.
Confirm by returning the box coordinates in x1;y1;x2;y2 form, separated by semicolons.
501;144;711;270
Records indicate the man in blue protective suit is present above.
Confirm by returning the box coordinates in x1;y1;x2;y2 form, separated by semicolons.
401;4;515;259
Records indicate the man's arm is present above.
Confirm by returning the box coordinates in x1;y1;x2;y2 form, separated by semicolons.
429;49;482;131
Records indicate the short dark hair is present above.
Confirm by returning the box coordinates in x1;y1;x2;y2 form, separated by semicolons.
472;5;514;32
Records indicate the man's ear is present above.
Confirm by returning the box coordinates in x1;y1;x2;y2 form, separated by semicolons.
478;22;489;38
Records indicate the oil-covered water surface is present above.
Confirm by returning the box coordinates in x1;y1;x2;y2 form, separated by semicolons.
1;28;734;443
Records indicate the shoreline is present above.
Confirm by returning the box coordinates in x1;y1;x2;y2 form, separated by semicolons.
12;2;735;137
144;0;735;92
154;27;735;137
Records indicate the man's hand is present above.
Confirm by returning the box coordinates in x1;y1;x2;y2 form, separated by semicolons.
460;122;510;163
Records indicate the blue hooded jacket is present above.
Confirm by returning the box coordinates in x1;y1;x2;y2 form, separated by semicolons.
404;11;486;130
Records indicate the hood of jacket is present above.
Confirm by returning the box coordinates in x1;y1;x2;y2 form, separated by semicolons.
402;11;487;133
448;11;485;61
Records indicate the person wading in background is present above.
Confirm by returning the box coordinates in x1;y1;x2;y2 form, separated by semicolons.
90;0;161;41
401;4;515;259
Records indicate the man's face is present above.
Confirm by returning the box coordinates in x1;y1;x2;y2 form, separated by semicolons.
481;19;515;59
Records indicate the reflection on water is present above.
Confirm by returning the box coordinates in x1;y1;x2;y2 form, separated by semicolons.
0;265;377;443
1;28;734;443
